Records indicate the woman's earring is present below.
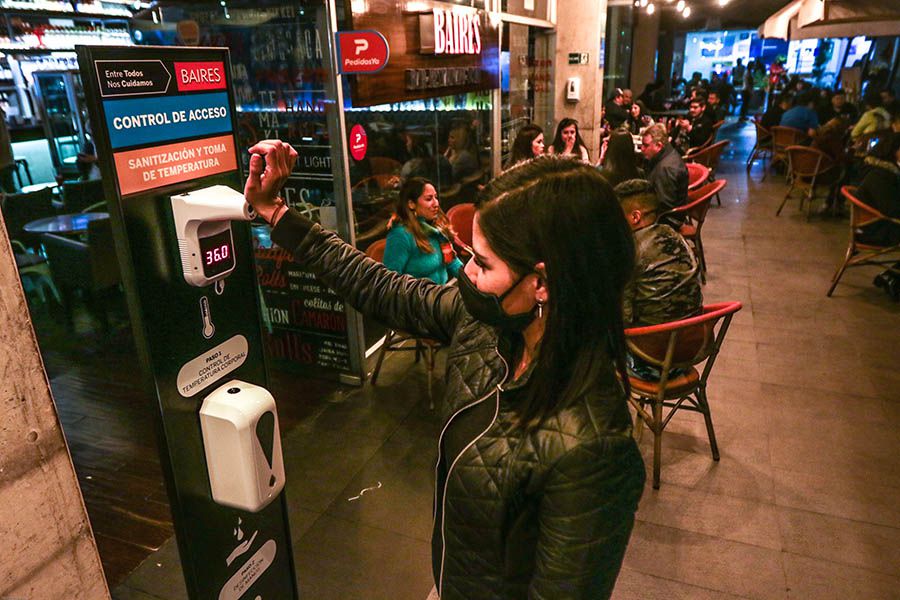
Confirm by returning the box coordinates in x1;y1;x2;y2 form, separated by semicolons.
537;302;544;319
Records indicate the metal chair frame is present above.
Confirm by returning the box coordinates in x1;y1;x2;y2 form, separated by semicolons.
364;238;442;406
746;121;772;171
626;301;742;489
684;140;730;206
767;126;806;181
778;145;839;220
827;186;900;297
660;179;726;284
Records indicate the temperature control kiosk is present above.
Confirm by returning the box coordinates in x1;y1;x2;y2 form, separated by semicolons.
76;45;298;599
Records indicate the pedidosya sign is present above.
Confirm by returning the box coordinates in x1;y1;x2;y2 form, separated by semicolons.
335;31;390;74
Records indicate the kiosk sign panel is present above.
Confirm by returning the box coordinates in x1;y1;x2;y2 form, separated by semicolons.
77;45;298;600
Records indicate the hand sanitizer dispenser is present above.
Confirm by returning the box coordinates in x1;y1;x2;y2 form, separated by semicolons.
199;379;285;512
170;185;256;287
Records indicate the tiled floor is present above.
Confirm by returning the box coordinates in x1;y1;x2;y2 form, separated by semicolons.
113;121;900;600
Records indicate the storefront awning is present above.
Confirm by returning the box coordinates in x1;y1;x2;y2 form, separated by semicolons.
760;0;900;40
759;0;803;40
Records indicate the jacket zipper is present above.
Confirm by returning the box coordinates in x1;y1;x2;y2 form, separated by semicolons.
436;347;509;597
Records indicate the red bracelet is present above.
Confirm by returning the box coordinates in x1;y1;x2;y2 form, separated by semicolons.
269;201;288;226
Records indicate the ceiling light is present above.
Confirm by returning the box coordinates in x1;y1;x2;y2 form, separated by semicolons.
647;3;655;14
676;0;685;11
682;6;692;17
718;0;729;5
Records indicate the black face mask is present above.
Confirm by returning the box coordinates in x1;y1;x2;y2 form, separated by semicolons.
457;268;536;331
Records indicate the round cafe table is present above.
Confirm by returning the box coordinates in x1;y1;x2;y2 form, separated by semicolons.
24;212;109;236
19;181;59;194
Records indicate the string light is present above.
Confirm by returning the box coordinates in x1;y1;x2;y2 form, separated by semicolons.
646;2;655;14
676;0;685;11
682;5;692;17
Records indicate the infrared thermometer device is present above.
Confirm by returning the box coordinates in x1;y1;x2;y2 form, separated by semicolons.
200;379;285;513
170;185;256;287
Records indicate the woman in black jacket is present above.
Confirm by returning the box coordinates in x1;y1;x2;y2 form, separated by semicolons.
245;141;646;599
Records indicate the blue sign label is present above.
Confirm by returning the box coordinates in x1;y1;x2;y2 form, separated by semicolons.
104;91;232;149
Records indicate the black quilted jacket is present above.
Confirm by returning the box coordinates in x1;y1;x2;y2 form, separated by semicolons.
271;210;646;599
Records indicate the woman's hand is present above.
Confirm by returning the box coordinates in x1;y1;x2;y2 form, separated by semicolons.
244;139;298;225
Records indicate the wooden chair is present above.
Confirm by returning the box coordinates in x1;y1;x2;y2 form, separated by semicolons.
661;179;726;284
827;186;900;297
626;301;743;489
0;187;56;249
41;217;121;330
767;126;806;181
352;174;399;193
684;140;730;205
62;179;105;213
778;146;839;220
686;163;710;191
13;239;61;305
446;202;475;253
365;238;441;406
746;121;772;172
368;156;403;175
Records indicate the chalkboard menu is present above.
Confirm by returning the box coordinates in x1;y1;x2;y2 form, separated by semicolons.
253;226;352;374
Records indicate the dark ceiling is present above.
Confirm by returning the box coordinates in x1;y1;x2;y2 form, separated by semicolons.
655;0;792;31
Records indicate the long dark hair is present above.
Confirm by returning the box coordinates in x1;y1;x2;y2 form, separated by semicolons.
601;130;642;187
393;177;455;253
509;124;544;166
550;118;590;160
476;156;635;429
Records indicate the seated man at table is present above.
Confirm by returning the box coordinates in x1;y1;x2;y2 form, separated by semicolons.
605;87;631;130
761;93;792;129
780;90;820;139
671;96;715;154
615;178;703;379
706;90;727;122
641;123;689;226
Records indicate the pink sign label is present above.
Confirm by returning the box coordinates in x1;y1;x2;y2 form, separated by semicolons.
174;61;226;92
349;125;368;161
113;134;237;196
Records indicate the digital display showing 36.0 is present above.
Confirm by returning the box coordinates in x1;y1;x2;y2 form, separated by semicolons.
199;228;235;278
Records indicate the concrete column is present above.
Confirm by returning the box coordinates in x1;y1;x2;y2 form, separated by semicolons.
629;9;661;100
553;0;607;159
0;213;109;599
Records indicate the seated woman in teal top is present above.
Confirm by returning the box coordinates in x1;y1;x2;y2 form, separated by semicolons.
383;177;463;284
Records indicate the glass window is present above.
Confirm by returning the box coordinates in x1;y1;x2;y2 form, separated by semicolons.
603;4;634;94
501;0;552;21
344;96;492;347
143;0;360;378
501;23;554;168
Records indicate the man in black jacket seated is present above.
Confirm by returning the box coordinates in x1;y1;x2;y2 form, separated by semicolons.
605;87;631;130
761;93;792;129
641;123;690;226
671;96;715;154
857;133;900;300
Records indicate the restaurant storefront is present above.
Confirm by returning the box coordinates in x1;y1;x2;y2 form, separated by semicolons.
132;0;556;384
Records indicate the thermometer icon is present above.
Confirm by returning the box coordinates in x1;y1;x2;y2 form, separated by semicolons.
200;296;216;339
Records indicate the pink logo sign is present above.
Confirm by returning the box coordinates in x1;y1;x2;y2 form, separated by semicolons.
349;125;367;161
174;61;226;92
336;31;390;74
